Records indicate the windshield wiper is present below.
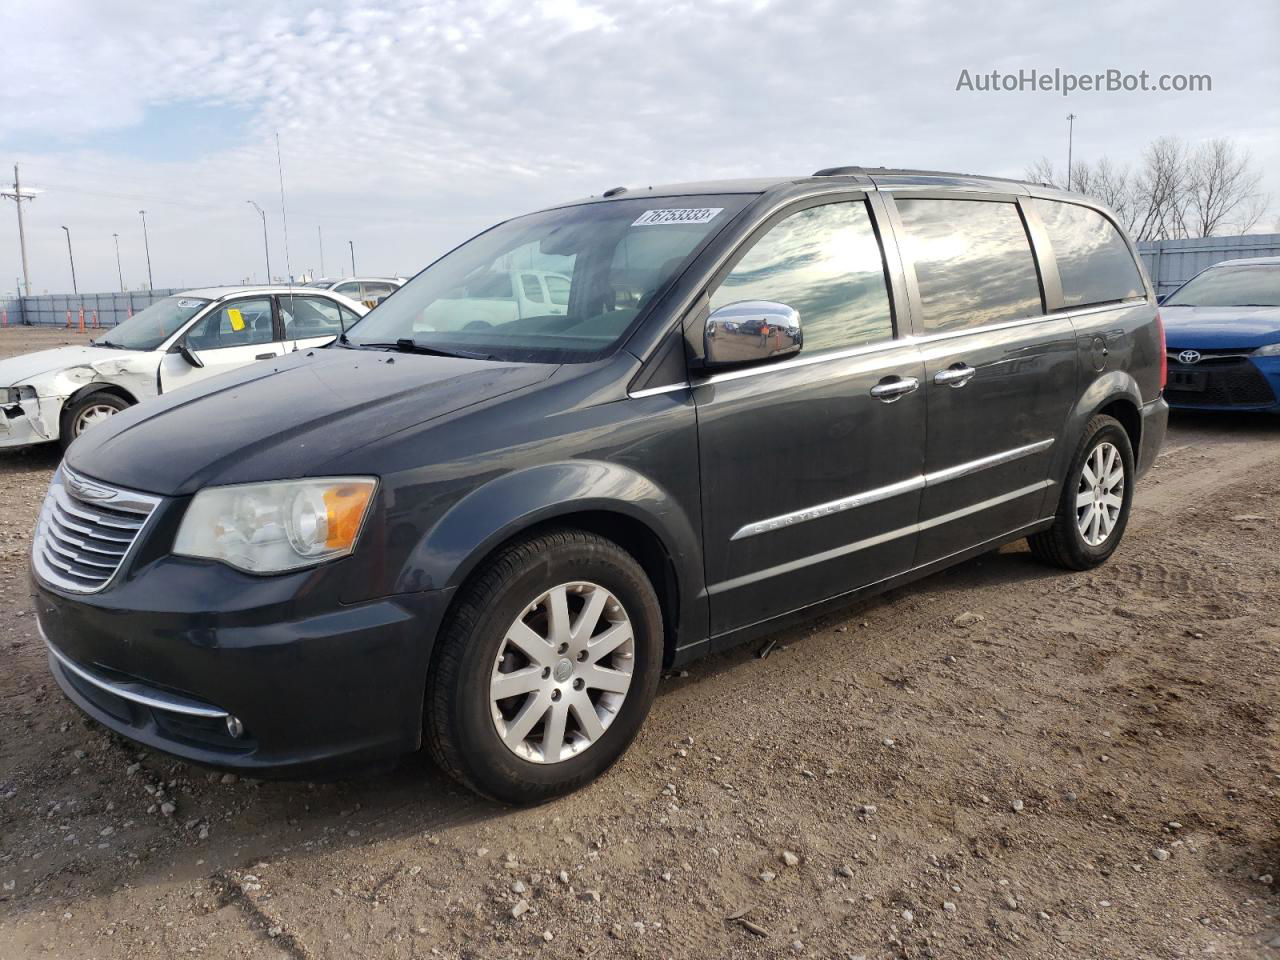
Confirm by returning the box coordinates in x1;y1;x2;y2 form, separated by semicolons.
90;339;126;349
350;339;493;360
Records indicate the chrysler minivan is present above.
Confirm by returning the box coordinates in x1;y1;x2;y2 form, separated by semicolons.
32;168;1167;803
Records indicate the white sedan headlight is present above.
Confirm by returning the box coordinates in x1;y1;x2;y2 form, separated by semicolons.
1253;342;1280;357
174;478;377;573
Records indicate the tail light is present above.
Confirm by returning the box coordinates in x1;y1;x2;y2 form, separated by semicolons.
1156;309;1167;392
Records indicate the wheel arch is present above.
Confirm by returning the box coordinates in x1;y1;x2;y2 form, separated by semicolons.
404;461;707;665
64;381;140;411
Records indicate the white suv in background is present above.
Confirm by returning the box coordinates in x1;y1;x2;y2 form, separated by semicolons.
304;277;405;308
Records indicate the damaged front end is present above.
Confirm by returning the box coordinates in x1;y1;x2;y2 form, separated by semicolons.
1;386;60;448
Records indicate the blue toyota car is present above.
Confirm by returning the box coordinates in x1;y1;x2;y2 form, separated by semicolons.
1161;256;1280;412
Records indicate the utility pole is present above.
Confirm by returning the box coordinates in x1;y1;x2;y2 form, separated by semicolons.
61;225;77;294
1;164;35;296
113;233;124;291
318;225;325;277
139;210;154;290
247;201;271;281
1066;113;1077;191
348;240;356;276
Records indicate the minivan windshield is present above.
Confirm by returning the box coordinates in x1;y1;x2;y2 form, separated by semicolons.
345;195;751;362
96;296;211;351
1165;265;1280;307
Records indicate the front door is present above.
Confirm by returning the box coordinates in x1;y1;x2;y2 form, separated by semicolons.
693;196;926;639
888;195;1079;565
159;297;286;393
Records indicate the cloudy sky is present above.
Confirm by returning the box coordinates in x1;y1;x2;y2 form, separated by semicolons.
2;0;1277;296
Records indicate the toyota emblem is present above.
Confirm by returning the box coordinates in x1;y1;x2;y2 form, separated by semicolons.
1177;349;1202;365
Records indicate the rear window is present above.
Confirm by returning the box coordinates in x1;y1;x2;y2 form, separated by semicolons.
1030;199;1144;307
895;198;1043;333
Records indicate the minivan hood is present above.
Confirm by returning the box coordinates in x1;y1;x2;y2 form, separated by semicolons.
66;347;556;495
1161;305;1280;349
0;345;146;389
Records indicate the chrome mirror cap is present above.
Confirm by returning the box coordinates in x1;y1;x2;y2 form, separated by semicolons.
704;300;802;369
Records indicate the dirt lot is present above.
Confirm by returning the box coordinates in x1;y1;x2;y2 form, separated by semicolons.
1;325;1278;959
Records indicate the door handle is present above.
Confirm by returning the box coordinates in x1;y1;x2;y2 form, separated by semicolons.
870;376;920;402
255;352;276;360
933;364;976;387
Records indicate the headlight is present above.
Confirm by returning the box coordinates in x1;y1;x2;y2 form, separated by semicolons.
174;478;376;573
1253;342;1280;357
5;385;36;404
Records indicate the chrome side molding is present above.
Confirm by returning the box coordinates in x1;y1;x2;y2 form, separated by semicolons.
729;438;1054;541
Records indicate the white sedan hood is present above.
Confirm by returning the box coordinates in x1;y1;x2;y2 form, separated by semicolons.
0;345;156;394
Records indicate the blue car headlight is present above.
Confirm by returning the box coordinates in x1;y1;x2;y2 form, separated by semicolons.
1253;343;1280;358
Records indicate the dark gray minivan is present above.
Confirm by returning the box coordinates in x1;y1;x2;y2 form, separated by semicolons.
33;168;1168;803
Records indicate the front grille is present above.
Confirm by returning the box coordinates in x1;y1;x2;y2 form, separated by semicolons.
32;467;161;593
1165;357;1277;408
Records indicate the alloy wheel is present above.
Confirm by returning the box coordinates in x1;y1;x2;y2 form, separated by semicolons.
74;403;120;436
1076;441;1124;546
490;581;634;764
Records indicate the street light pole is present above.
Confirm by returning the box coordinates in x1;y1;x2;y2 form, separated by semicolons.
113;233;124;291
61;225;77;294
247;201;271;282
1;164;35;296
1066;113;1077;191
348;240;355;276
139;210;154;290
318;225;325;277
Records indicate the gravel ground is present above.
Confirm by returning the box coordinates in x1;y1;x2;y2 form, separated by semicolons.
1;325;1279;959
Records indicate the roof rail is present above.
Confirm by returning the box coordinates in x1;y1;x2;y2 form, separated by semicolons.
811;166;866;177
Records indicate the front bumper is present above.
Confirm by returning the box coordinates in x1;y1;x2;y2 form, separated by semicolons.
1164;353;1280;412
1;395;62;449
33;565;453;778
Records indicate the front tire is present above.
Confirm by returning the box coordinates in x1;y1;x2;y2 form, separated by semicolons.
61;392;130;451
1028;414;1135;570
425;529;663;804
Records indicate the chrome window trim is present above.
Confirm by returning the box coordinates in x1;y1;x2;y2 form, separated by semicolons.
628;382;690;399
709;479;1053;595
729;438;1054;541
690;298;1147;387
44;630;228;719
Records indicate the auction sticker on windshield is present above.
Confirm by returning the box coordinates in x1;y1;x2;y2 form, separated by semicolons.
632;207;724;226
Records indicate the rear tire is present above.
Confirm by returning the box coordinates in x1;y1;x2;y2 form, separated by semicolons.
60;392;130;451
424;528;663;804
1028;414;1135;570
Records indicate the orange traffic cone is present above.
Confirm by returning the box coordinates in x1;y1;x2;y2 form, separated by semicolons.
1;309;7;327
78;307;85;333
91;310;99;329
66;310;72;328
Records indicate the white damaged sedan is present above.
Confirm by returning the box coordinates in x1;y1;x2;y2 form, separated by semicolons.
0;286;366;451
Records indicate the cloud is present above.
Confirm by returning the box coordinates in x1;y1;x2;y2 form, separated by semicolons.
1;0;1277;294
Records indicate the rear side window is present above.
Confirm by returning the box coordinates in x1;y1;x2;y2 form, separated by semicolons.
711;200;893;353
1031;199;1144;307
895;198;1043;333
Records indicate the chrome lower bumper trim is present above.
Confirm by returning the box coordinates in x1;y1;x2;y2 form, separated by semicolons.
45;633;228;720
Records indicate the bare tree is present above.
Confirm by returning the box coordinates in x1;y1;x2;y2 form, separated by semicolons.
1025;157;1060;187
1130;136;1191;241
1186;138;1269;236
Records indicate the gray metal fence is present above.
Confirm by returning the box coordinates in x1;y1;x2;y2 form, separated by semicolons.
1137;234;1280;298
6;290;185;327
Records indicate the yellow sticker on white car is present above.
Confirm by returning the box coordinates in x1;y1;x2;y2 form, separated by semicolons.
227;308;245;331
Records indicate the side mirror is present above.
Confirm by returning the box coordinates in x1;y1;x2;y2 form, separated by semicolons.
178;342;205;368
704;301;802;369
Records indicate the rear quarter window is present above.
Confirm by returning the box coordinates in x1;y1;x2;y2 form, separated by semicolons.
1030;199;1144;308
